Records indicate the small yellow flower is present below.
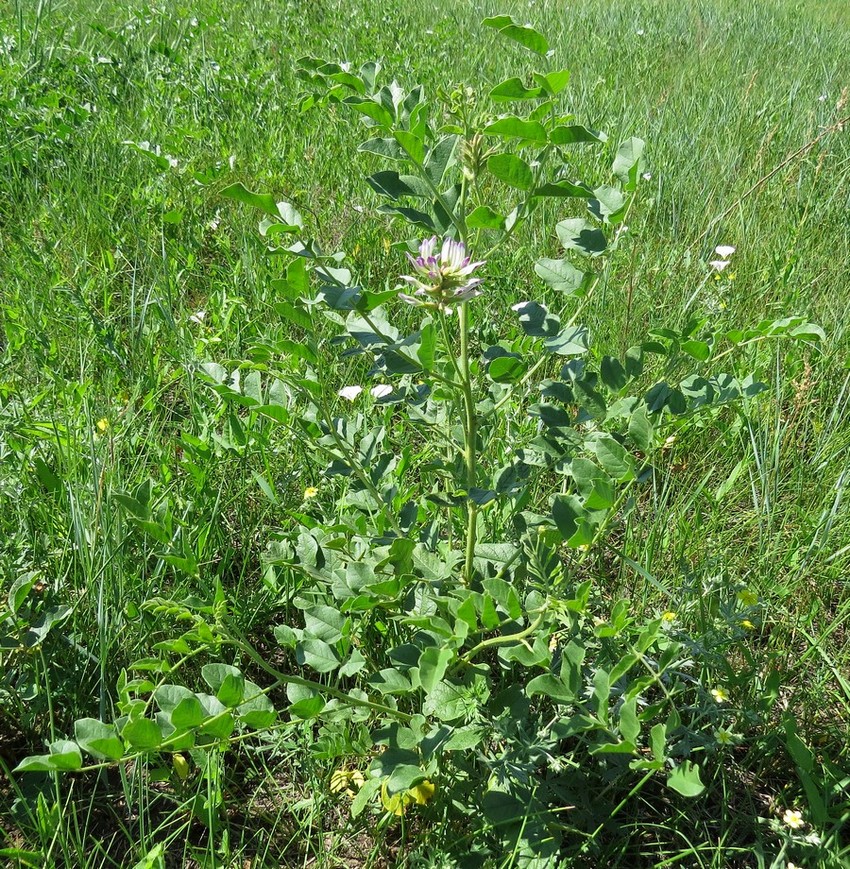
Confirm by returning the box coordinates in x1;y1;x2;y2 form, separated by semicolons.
740;619;755;630
661;611;677;623
714;728;740;745
96;418;109;433
303;486;318;499
711;687;729;704
737;589;758;607
782;808;805;829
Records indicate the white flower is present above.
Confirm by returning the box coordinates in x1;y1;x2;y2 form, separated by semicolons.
714;245;736;258
338;385;363;401
228;155;236;170
709;259;731;272
189;310;206;325
641;172;652;181
636;28;645;36
818;93;827;102
370;385;393;399
782;808;805;829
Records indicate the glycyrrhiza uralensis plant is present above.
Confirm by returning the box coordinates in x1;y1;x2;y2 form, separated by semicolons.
14;14;829;867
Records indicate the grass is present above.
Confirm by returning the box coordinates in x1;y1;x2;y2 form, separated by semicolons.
1;0;849;865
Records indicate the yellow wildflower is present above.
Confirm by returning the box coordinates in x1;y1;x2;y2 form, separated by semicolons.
714;728;740;745
711;687;729;704
303;486;318;499
740;619;755;630
737;589;758;607
661;611;677;623
96;418;109;434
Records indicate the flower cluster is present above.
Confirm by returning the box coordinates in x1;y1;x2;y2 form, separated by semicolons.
399;237;484;312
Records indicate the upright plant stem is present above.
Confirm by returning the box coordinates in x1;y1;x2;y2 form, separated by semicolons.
458;301;478;584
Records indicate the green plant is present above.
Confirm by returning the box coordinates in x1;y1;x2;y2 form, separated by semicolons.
7;7;843;868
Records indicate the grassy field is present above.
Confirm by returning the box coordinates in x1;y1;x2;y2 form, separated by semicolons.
1;0;850;866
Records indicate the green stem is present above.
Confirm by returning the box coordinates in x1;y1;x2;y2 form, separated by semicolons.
459;609;547;665
228;630;414;722
458;301;479;585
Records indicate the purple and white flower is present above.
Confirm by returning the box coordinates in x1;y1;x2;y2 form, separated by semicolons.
399;237;485;311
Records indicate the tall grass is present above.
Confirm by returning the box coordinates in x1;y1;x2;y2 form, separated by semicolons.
1;0;849;864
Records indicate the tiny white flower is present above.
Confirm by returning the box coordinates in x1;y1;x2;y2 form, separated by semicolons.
190;17;198;26
636;28;645;36
782;808;805;829
338;385;363;401
709;259;731;272
371;385;393;399
714;245;736;258
228;155;236;170
818;93;827;102
352;204;365;213
642;172;652;181
189;310;206;324
167;155;178;169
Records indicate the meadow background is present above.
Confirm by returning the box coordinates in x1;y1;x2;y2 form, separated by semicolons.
1;0;849;865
